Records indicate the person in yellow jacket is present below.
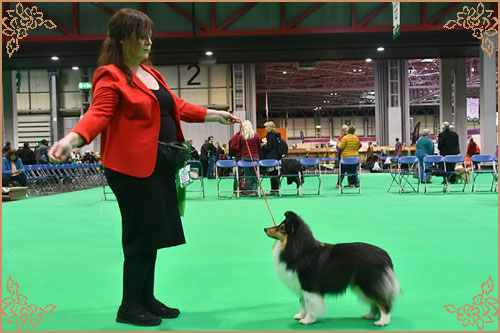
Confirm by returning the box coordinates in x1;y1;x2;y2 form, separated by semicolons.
338;125;361;187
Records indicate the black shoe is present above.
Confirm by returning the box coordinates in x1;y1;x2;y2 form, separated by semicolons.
116;306;162;326
144;299;180;319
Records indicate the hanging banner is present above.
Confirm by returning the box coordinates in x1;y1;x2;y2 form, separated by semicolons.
392;2;400;40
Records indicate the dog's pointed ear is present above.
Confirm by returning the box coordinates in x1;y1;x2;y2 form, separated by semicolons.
284;211;298;233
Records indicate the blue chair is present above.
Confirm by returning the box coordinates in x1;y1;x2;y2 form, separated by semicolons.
387;156;400;192
339;157;361;194
471;154;496;193
422;155;446;194
258;159;281;197
299;158;322;196
279;158;301;196
186;160;205;199
397;156;420;194
216;160;238;198
444;155;469;193
100;168;114;200
237;160;260;198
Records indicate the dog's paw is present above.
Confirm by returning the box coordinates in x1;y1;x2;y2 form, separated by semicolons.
374;319;389;326
362;313;377;319
294;312;305;320
299;316;316;325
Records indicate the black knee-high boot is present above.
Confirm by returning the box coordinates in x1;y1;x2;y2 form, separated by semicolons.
142;251;181;319
117;251;161;326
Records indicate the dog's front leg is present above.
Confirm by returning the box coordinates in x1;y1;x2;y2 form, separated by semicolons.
294;295;305;320
299;291;325;325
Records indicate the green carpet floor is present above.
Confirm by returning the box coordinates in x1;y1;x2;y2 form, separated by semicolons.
2;173;498;331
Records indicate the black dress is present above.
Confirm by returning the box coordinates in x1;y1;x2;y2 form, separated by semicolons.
105;84;185;257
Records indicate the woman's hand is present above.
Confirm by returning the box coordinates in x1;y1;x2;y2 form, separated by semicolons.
48;132;84;164
205;109;240;125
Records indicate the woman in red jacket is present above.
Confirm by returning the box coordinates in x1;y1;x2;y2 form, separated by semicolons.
48;9;237;327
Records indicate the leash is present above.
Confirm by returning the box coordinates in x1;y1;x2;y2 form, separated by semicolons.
236;120;277;226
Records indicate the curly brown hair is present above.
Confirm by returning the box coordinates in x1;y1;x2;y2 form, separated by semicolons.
5;149;18;161
98;8;153;85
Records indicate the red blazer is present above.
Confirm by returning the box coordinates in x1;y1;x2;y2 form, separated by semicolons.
72;64;207;177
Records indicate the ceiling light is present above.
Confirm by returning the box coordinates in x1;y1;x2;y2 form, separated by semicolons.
422;59;434;62
377;47;384;52
323;100;327;103
358;69;362;72
315;125;322;129
282;71;287;74
205;51;213;56
471;68;476;72
365;58;372;62
334;93;338;96
51;56;59;61
353;69;357;72
72;66;79;70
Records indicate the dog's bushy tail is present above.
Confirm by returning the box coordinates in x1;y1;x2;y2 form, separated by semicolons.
380;267;401;304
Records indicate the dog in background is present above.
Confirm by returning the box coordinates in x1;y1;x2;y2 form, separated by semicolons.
454;163;470;184
264;211;400;326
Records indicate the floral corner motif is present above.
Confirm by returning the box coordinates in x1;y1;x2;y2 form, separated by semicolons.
2;2;57;58
443;2;498;59
1;276;56;331
444;276;499;331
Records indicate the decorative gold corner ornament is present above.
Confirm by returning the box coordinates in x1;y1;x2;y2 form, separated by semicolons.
444;2;498;58
2;2;57;58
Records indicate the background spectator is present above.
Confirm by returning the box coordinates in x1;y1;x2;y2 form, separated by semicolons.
416;129;435;183
17;142;36;165
2;149;27;187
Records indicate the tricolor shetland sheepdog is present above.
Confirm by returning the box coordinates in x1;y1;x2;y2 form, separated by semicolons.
264;211;400;327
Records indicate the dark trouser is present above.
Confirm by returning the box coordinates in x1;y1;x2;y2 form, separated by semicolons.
270;170;279;192
207;156;216;178
2;173;27;187
201;159;208;177
340;164;358;186
445;162;457;183
122;250;158;310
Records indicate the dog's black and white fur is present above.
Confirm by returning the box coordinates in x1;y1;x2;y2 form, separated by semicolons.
264;211;400;326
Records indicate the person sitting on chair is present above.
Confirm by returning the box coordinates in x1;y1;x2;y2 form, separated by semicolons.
2;149;27;187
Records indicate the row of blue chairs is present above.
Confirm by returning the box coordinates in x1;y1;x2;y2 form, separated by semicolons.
386;154;497;194
214;158;324;198
24;163;102;196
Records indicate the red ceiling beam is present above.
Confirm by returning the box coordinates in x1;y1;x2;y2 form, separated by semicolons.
357;3;390;27
287;3;324;29
426;2;459;26
23;2;72;35
91;2;115;16
141;3;147;14
13;22;467;43
165;2;209;31
211;2;216;29
216;2;257;31
73;3;79;35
